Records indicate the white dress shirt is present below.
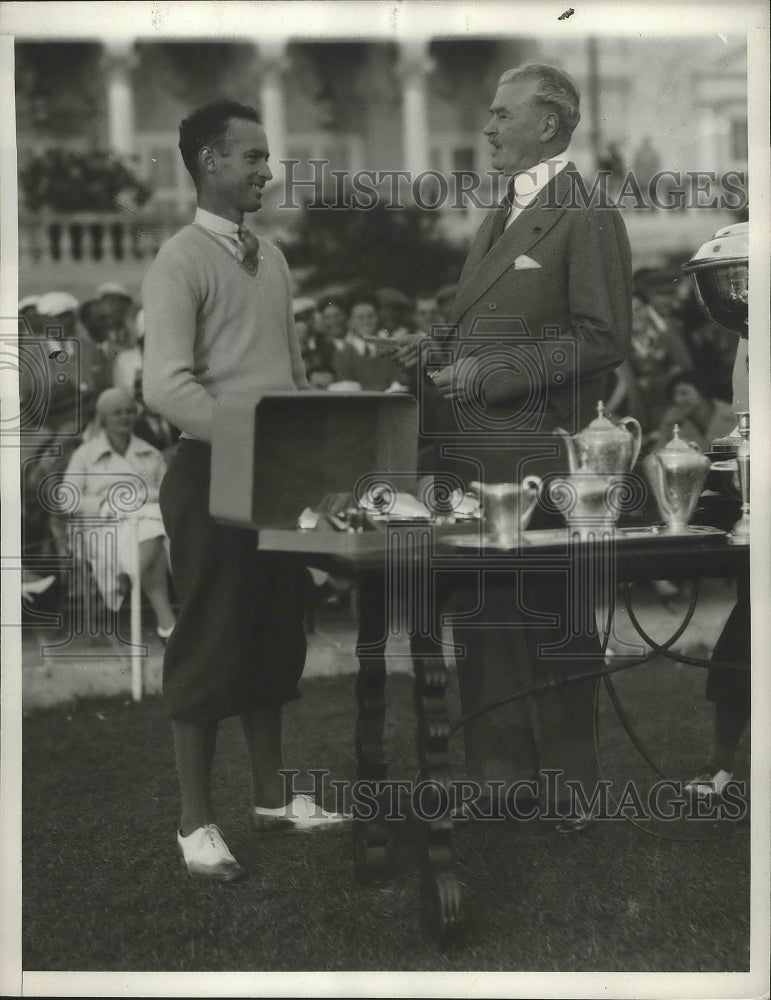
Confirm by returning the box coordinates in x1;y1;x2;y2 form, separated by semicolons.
194;206;242;259
505;156;569;228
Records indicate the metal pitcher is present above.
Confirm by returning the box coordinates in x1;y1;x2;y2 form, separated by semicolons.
643;425;710;532
470;477;542;547
557;400;642;475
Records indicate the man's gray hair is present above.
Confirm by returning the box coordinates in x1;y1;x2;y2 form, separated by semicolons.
498;63;581;137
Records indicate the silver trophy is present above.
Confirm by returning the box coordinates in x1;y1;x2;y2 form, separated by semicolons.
682;222;750;543
551;401;642;535
643;425;711;533
730;411;750;543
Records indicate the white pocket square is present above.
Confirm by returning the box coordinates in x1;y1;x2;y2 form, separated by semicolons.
514;254;541;269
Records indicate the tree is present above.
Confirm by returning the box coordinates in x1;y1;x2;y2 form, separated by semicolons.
284;200;467;297
20;149;151;212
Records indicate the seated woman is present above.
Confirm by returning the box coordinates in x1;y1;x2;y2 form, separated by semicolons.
654;369;737;453
63;386;176;641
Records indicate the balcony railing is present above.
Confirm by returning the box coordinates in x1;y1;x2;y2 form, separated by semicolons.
19;212;181;264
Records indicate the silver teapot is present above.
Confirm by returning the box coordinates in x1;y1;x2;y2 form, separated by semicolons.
643;425;710;532
557;401;642;475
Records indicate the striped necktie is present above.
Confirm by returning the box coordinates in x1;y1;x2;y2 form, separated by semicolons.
488;176;517;247
237;224;261;275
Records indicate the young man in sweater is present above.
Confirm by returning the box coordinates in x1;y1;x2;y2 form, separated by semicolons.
142;100;349;883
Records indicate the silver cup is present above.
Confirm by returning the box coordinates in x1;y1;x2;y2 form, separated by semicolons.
470;477;542;547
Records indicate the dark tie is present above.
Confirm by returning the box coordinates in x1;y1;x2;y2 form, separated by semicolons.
488;177;516;247
237;224;261;275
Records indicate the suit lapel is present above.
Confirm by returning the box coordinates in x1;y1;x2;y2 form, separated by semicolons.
452;164;576;322
455;210;497;293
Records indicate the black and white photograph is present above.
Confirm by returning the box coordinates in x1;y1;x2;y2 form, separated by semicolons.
1;1;769;996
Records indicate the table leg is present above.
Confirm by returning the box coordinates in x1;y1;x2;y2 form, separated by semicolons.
352;570;392;884
410;580;465;949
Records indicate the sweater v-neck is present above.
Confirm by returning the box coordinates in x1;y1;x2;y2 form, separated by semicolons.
193;222;261;278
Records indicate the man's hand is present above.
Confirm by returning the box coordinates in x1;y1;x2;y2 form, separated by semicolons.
391;330;429;371
427;357;482;401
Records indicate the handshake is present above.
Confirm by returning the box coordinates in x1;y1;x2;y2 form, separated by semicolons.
364;330;478;401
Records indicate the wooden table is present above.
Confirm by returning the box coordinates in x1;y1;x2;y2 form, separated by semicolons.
255;519;750;948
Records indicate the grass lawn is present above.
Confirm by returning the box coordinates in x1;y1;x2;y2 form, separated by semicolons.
22;660;751;973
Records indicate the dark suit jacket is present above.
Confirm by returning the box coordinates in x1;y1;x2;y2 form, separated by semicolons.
430;163;633;488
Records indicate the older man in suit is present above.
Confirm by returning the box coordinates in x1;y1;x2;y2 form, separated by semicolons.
400;64;633;828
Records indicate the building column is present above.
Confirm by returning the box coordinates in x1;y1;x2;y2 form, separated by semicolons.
257;41;289;169
397;40;435;178
103;42;137;157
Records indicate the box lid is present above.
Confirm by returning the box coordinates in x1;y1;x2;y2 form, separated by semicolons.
210;391;419;530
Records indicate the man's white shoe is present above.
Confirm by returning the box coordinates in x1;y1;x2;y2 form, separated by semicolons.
177;824;246;881
251;793;352;833
685;768;734;799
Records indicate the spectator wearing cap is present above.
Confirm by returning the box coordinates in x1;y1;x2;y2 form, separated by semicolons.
33;291;94;434
97;281;135;326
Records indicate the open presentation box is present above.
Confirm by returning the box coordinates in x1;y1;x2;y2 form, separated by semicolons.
210;391;422;561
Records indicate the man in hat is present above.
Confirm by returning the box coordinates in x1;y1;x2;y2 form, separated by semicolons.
142;99;348;883
33;291;93;432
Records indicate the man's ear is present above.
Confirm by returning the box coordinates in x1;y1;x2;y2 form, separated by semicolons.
540;112;560;144
198;145;216;177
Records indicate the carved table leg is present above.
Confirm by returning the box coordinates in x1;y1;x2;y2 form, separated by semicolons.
408;531;466;948
352;570;392;884
411;639;466;947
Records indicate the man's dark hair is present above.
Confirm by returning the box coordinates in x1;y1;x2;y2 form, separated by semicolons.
178;99;261;186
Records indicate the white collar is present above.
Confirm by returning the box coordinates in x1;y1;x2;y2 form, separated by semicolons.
194;206;240;237
510;157;568;209
93;430;153;459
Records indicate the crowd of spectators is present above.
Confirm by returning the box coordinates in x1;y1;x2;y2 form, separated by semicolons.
18;265;741;630
19;282;178;626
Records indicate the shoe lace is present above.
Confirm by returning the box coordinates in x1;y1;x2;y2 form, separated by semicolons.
203;823;227;851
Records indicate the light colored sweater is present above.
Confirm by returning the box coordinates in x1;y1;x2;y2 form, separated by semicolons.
142;224;309;443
